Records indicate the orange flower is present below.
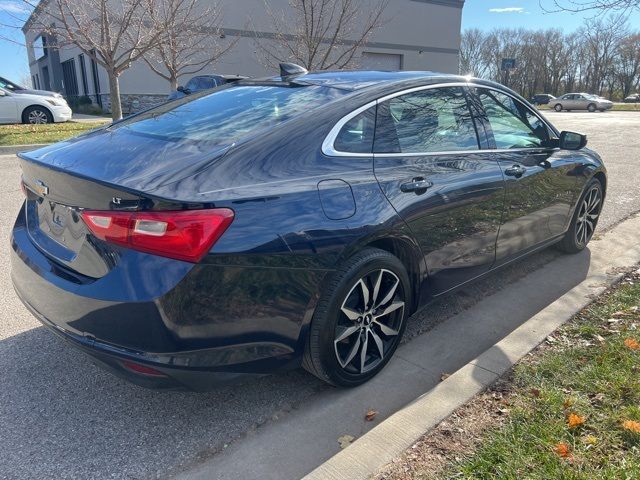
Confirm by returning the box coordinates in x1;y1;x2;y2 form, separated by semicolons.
624;338;640;350
554;442;572;458
567;413;586;429
622;420;640;433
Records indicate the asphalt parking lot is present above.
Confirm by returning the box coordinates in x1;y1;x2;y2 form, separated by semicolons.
0;110;639;480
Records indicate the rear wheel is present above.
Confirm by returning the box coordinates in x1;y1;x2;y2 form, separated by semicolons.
22;106;53;124
556;179;603;254
303;248;410;387
554;104;563;112
587;103;597;112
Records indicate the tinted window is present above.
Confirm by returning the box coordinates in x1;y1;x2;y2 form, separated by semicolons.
476;88;551;149
114;85;345;144
333;107;376;154
374;87;479;154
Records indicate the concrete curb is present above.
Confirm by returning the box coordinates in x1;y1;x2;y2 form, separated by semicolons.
0;144;48;156
303;214;640;480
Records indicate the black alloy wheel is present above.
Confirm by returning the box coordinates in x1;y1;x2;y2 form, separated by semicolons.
303;249;410;387
557;179;603;253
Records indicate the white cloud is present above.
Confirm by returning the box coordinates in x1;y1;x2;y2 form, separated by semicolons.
0;1;31;14
489;7;526;13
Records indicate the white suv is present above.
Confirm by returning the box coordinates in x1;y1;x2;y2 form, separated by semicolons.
0;87;72;124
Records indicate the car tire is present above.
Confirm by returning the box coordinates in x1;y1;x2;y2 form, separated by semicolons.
587;103;597;112
22;106;53;124
302;248;411;387
556;179;603;254
554;104;563;112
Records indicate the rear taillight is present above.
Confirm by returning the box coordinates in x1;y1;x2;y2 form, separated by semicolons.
81;209;234;262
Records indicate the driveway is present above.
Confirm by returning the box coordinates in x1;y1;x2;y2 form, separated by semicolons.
0;110;639;480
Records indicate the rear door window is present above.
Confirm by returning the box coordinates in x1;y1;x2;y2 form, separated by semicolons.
374;87;479;154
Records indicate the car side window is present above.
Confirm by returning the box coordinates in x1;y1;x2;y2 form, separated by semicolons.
204;78;217;89
333;106;376;154
476;88;551;149
374;86;479;154
185;78;199;91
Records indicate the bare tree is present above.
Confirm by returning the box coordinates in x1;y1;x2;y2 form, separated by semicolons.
460;28;492;78
616;33;640;96
255;0;388;71
578;16;626;93
457;16;640;100
541;0;639;12
24;0;164;120
143;0;237;91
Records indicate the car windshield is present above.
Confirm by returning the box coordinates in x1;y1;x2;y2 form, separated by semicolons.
0;78;24;91
113;84;346;144
584;94;599;100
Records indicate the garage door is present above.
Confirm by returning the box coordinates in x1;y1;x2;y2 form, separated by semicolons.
360;52;403;71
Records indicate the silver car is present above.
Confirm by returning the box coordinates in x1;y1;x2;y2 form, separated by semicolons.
552;93;613;112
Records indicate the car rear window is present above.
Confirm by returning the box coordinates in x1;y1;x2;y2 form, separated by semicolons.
113;85;346;144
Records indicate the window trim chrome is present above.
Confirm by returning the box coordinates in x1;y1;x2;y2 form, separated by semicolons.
321;81;559;158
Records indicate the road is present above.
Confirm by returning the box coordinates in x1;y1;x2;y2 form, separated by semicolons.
0;111;638;480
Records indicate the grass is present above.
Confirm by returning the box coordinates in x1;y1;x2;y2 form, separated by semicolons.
0;121;109;146
611;103;640;112
446;274;640;479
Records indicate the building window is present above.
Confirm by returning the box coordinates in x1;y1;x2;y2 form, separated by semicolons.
78;54;89;96
42;66;51;91
32;74;40;90
33;35;47;60
61;58;79;97
89;50;102;107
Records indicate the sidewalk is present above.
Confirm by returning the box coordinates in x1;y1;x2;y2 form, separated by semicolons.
71;113;111;123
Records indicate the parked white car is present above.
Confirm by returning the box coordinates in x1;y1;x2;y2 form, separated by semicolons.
0;87;72;124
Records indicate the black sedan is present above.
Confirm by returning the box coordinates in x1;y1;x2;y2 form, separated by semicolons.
11;67;606;390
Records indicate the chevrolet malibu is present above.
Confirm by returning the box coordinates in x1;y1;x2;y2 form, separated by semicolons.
11;68;606;390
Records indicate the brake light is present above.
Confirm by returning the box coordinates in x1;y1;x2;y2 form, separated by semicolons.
81;209;234;262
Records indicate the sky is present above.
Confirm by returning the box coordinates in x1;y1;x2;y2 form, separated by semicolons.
462;0;640;31
0;0;639;85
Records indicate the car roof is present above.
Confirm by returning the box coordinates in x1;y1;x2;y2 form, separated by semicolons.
246;70;483;92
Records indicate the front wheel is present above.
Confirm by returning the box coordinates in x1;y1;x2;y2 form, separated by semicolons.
587;103;597;112
556;179;603;254
554;104;563;112
22;106;53;124
303;248;411;387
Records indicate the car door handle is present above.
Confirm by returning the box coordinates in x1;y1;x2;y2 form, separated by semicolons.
400;177;433;193
504;164;527;178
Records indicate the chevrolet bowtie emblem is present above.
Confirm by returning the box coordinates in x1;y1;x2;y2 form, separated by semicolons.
34;180;49;196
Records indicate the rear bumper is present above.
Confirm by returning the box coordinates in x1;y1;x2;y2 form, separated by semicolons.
14;287;261;390
10;206;322;390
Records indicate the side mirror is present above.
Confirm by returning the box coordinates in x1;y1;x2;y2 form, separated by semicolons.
559;131;587;150
177;85;185;92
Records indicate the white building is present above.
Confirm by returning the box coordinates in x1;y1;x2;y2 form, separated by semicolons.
23;0;465;114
